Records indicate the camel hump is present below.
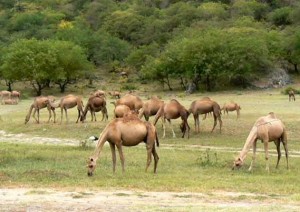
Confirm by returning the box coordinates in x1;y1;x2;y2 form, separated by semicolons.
268;112;276;119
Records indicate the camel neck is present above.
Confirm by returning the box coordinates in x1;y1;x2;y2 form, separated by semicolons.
239;127;258;161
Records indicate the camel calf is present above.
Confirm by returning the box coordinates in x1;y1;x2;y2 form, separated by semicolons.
288;90;295;101
222;102;241;118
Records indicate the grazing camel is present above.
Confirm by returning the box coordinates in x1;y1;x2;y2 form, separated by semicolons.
288;90;295;101
25;96;56;124
81;95;108;122
55;94;84;123
111;102;131;118
189;98;222;133
115;94;143;111
2;99;18;105
153;99;190;138
0;91;11;104
139;96;164;121
108;91;121;99
232;112;288;172
11;91;21;103
222;102;241;118
87;113;159;176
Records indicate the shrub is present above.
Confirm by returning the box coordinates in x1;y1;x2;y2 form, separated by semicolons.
282;86;300;95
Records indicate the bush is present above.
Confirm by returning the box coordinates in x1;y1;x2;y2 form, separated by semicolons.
121;84;138;91
282;86;300;95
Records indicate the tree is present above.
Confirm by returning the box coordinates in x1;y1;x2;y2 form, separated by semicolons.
1;39;91;95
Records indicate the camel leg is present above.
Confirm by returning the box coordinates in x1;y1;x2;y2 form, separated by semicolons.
64;108;69;123
218;115;223;133
282;137;289;169
211;115;218;133
167;119;176;138
116;144;125;173
94;112;97;122
162;118;166;139
90;110;93;121
47;107;52;123
145;145;152;172
53;109;56;123
37;109;40;124
263;139;270;173
109;143;116;173
275;139;281;169
152;145;159;173
76;109;81;123
60;108;64;124
248;139;257;172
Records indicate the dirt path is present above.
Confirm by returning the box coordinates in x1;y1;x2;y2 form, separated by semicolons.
1;188;300;212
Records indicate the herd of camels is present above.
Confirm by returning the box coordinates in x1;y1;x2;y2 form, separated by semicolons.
1;89;289;176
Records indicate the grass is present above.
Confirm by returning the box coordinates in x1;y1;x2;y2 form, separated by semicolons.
0;88;300;199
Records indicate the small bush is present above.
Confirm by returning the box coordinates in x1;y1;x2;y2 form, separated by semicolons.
282;87;300;95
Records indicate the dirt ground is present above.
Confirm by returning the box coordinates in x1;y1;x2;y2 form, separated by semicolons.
1;188;300;212
1;131;300;211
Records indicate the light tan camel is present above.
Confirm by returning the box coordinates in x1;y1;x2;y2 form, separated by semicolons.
153;99;190;138
81;95;108;122
232;112;288;172
139;96;164;121
108;91;121;99
55;94;84;123
91;90;106;98
11;91;21;103
115;94;143;111
222;102;241;118
289;90;295;101
25;96;56;124
2;99;18;105
87;113;159;175
189;98;222;133
111;102;131;118
0;91;11;104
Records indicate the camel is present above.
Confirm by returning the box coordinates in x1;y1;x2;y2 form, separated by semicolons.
81;95;108;122
222;102;241;118
189;98;222;133
87;113;159;176
0;91;11;104
139;96;164;121
54;94;84;123
25;96;56;124
108;91;121;99
11;91;21;103
232;112;288;172
111;102;131;118
91;90;106;98
153;99;190;138
114;93;143;112
2;99;18;105
288;90;295;101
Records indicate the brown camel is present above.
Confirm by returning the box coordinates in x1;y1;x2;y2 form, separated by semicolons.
115;94;143;111
11;91;21;103
55;94;84;123
288;90;295;101
232;112;288;172
153;99;190;138
222;102;241;118
111;102;131;118
189;98;222;133
25;96;56;124
0;91;11;104
81;95;108;122
87;113;159;176
2;99;18;105
139;96;164;121
108;91;121;99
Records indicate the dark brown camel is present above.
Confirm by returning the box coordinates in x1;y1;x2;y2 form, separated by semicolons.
139;96;164;121
289;90;295;101
189;98;222;133
81;95;108;122
153;99;190;138
87;113;159;175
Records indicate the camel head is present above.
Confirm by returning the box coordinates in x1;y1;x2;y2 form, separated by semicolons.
232;157;243;170
25;116;29;124
87;157;97;176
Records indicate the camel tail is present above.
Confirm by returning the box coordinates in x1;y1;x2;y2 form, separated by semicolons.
25;104;34;124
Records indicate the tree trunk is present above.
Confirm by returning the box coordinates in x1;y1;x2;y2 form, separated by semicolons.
180;76;187;90
5;80;12;91
206;75;211;91
165;76;173;91
59;83;67;93
294;63;298;73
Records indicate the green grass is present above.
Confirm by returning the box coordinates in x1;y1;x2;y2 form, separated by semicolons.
0;88;300;199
